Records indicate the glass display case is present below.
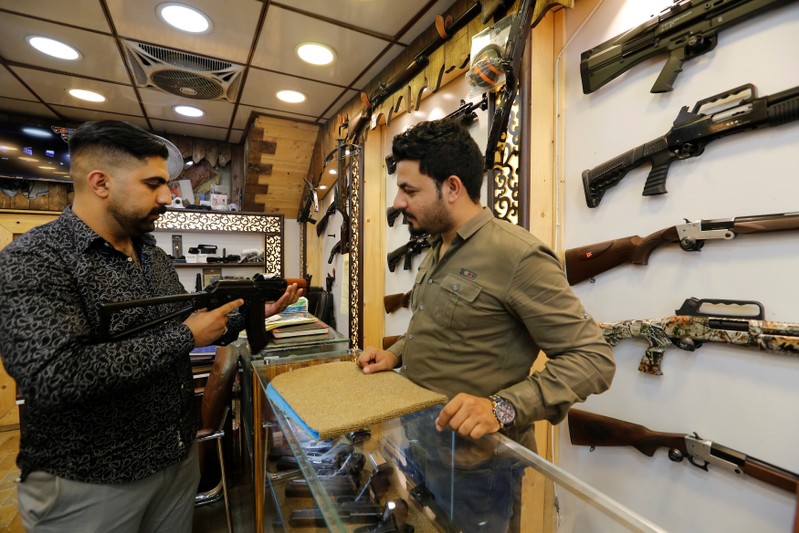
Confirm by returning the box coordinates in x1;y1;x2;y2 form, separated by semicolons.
255;355;669;533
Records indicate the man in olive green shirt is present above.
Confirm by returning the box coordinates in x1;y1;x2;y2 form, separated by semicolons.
357;118;615;448
357;117;614;532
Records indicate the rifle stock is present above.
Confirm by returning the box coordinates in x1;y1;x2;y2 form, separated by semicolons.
568;409;687;457
565;212;799;285
384;291;412;314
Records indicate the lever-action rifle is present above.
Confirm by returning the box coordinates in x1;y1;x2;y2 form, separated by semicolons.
387;235;431;272
580;0;797;94
564;211;799;285
600;297;799;375
582;82;799;208
98;274;307;354
568;408;799;494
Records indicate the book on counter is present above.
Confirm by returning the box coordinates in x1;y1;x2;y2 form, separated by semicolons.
264;313;317;331
271;320;330;339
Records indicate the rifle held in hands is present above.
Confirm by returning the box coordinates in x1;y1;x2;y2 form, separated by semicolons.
580;0;796;94
568;408;799;494
600;297;799;375
564;211;799;285
98;274;308;354
582;83;799;208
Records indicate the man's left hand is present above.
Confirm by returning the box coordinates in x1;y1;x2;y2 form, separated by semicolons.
264;283;304;317
435;393;500;439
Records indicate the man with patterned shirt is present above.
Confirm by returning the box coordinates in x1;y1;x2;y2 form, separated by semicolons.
357;118;615;531
0;120;300;532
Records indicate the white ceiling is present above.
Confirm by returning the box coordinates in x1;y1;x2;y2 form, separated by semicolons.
0;0;460;144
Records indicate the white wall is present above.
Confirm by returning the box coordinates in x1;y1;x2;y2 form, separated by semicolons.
558;1;799;531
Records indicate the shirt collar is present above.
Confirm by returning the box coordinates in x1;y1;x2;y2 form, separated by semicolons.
455;207;493;241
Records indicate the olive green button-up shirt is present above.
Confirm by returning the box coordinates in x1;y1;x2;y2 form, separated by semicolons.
389;208;614;432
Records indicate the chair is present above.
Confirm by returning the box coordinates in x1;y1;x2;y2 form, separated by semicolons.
305;286;335;329
195;346;240;533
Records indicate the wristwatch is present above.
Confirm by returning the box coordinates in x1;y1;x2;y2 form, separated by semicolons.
489;395;516;429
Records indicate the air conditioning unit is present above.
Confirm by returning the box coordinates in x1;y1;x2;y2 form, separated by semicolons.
123;40;244;101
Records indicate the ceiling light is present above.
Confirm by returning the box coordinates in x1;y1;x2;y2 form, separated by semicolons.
69;89;105;102
26;36;80;60
21;127;52;138
276;90;306;104
296;42;335;66
328;169;337;175
157;3;212;33
18;157;39;162
318;184;328;190
0;145;18;152
174;105;204;117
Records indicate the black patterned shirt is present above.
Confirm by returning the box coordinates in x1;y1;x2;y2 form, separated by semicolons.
0;207;206;483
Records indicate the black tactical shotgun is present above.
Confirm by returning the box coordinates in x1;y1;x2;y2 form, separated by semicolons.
582;83;799;208
580;0;797;94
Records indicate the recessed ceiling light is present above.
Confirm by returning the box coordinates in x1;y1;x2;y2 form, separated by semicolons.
296;42;335;66
26;36;80;60
318;184;328;190
328;169;337;175
157;3;212;33
174;105;204;117
69;89;105;102
276;90;306;104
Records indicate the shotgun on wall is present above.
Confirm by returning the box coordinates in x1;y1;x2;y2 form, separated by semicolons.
599;297;799;375
568;409;799;495
564;211;799;285
582;83;799;208
580;0;797;94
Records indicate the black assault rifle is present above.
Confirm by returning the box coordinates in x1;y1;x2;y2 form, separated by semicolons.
583;83;799;208
580;0;797;94
568;409;799;495
97;274;308;354
564;211;799;285
387;235;431;272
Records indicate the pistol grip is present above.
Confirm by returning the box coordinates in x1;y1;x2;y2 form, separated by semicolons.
244;298;267;354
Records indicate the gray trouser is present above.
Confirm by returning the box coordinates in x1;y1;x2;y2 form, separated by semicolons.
17;442;200;533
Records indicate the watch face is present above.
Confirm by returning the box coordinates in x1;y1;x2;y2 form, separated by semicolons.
492;396;516;426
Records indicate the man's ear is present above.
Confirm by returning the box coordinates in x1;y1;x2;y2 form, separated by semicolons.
443;175;464;201
86;170;110;198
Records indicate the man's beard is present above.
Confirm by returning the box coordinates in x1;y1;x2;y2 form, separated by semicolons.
110;202;167;236
407;202;452;237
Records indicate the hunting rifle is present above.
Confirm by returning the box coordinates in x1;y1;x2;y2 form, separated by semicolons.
97;273;308;354
583;82;799;208
599;297;799;375
580;0;797;94
564;211;799;285
568;409;799;495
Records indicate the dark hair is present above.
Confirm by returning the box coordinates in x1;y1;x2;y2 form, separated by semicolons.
69;120;169;161
391;118;484;201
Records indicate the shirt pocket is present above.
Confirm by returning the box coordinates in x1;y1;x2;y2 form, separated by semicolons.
432;274;482;330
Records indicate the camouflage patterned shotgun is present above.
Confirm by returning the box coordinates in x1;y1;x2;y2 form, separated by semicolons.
599;297;799;375
568;409;799;495
564;211;799;285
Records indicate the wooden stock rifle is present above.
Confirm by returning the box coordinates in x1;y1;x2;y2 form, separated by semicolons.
568;408;799;495
384;291;412;314
564;211;799;285
599;297;799;375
